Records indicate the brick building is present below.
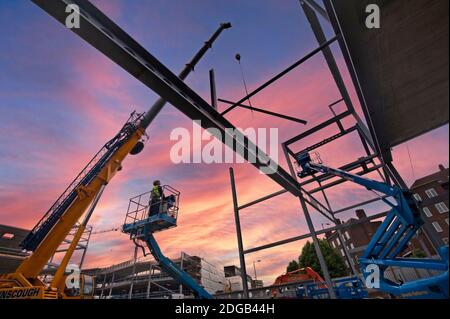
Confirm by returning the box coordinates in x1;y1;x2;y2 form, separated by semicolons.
411;165;449;247
326;209;381;272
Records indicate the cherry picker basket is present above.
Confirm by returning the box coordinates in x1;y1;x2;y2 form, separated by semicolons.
122;185;180;238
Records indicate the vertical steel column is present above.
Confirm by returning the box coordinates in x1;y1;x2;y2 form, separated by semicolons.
298;194;337;299
129;245;138;299
283;144;336;298
209;69;218;110
78;227;91;269
229;167;250;298
179;252;184;294
146;264;153;299
108;271;115;297
318;180;358;276
99;273;107;299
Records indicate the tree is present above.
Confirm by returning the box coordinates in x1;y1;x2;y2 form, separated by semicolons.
287;260;299;272
298;240;348;278
410;249;427;258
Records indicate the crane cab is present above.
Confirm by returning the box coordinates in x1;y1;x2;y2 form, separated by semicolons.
122;185;180;238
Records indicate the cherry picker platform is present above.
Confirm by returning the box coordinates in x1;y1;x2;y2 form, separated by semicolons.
122;186;212;299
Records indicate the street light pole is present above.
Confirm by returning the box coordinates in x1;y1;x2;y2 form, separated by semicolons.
253;260;261;282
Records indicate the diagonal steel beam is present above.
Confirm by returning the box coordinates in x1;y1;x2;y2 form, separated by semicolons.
32;0;301;196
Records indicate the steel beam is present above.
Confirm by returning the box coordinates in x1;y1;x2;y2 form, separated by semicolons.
32;0;301;196
219;98;308;125
238;189;288;210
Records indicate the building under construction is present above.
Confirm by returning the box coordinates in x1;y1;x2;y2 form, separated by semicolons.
84;253;226;299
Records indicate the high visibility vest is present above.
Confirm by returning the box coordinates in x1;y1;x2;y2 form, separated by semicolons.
151;185;161;198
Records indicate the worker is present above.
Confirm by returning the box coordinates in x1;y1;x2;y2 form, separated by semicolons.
149;180;164;217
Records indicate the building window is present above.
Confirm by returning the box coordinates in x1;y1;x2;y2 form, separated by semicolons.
414;193;422;202
344;231;350;240
349;243;355;250
425;188;438;198
432;222;443;233
446;218;449;226
435;202;449;214
340;248;345;257
330;241;335;249
443;238;449;245
423;207;432;217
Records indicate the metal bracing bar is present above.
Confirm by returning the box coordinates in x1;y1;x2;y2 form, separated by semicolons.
283;110;351;147
303;196;334;222
32;0;301;197
220;35;340;116
302;189;334;222
300;1;375;152
333;195;389;215
303;0;330;22
238;189;288;210
218;98;308;125
328;100;345;132
229;168;250;299
244;211;388;254
295;125;358;155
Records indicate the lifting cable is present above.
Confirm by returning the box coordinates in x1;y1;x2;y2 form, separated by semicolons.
235;53;254;118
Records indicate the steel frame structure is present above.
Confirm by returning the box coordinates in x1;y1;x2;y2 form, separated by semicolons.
226;0;443;299
31;0;444;299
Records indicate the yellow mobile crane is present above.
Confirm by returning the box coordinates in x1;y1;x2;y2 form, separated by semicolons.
0;23;231;299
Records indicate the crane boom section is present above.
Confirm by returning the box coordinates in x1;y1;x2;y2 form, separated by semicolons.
16;126;144;278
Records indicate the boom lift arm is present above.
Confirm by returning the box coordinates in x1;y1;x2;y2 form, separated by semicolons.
296;152;449;298
135;234;212;299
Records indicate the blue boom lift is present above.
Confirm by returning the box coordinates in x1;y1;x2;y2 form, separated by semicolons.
296;152;449;299
122;186;212;299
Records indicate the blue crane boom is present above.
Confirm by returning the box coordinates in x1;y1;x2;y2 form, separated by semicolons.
297;152;449;298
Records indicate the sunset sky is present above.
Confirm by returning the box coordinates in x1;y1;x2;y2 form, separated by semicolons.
0;0;448;285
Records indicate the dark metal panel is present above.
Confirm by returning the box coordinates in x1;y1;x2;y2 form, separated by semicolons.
327;0;449;149
32;0;301;196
